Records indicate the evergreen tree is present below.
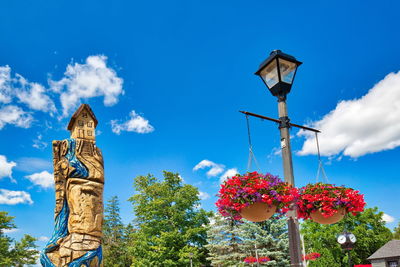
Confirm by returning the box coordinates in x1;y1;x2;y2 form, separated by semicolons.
239;217;289;266
102;196;132;266
206;214;290;266
0;211;38;266
0;211;14;266
128;171;212;267
12;234;38;267
206;213;245;266
301;207;393;266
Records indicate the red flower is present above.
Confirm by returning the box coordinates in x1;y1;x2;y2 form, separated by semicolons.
297;183;365;220
244;256;258;263
243;256;270;264
303;252;321;261
258;256;270;262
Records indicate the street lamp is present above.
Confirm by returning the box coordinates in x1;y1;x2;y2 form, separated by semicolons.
337;232;357;267
255;50;303;267
255;50;302;101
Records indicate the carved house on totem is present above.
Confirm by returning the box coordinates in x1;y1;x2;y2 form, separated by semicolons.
67;104;98;140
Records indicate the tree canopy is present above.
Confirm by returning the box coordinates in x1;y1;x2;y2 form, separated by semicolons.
128;171;212;266
0;211;38;266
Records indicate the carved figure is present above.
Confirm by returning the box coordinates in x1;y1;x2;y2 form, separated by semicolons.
40;104;104;266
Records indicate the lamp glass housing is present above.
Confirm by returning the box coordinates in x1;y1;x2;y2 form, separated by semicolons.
279;58;297;84
259;58;279;88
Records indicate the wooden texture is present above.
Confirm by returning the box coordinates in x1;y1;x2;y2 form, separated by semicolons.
41;104;104;267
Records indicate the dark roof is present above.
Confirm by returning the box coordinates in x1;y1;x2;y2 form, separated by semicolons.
255;49;302;75
368;240;400;260
67;104;98;130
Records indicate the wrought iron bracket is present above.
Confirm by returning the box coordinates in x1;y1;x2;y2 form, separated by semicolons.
279;116;291;129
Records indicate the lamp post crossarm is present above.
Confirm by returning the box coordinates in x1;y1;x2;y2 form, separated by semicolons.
239;111;320;133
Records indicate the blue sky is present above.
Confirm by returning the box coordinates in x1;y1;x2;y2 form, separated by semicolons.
1;0;400;254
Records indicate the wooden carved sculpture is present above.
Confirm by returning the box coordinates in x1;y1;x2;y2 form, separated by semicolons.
40;104;104;266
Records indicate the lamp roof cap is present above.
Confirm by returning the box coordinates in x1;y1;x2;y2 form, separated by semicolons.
255;50;302;75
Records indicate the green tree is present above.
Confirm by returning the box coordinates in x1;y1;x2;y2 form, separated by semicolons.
301;207;393;266
206;213;289;266
0;211;38;266
206;213;245;266
128;171;212;267
103;196;132;266
240;217;289;266
393;222;400;240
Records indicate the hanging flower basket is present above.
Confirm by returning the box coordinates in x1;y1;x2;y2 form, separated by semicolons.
216;172;298;221
297;183;365;224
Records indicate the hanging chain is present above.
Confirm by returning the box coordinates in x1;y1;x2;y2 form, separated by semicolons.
315;132;329;183
246;115;261;172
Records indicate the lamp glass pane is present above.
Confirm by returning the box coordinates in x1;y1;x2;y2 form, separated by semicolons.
260;59;279;89
279;58;297;84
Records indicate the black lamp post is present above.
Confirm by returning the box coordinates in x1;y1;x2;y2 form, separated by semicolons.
338;232;356;267
255;50;303;266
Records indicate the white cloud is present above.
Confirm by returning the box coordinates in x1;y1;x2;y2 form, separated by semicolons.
298;71;400;158
32;134;48;150
0;105;33;130
382;213;395;223
1;55;123;120
50;55;124;117
0;155;16;182
0;66;12;104
15;157;52;173
0;66;55;114
3;228;19;234
266;147;282;162
25;171;54;188
199;191;210;200
272;147;282;156
220;168;238;183
0;189;33;205
111;110;154;134
15;75;56;113
193;160;225;177
38;236;49;242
